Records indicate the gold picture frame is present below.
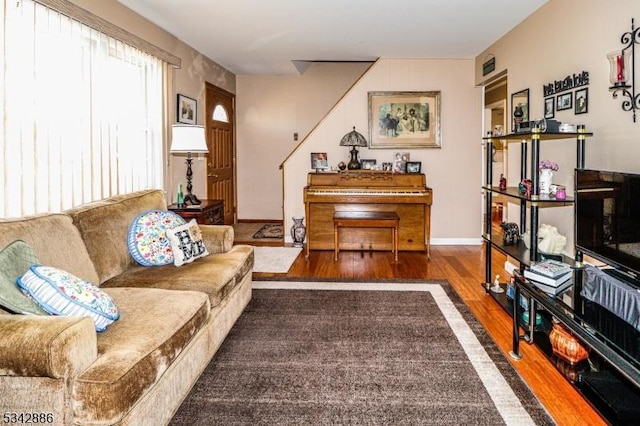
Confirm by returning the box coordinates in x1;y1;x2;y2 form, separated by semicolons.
368;91;441;149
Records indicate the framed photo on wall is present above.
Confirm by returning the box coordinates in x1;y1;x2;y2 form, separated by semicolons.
575;88;588;115
544;97;555;119
556;93;572;111
368;91;441;149
177;94;197;124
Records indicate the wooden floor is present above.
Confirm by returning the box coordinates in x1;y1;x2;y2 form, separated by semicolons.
249;239;606;425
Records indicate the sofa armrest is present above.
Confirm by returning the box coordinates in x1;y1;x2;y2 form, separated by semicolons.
0;316;97;379
200;225;234;254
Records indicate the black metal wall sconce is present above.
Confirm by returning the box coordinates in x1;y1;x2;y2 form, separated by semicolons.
609;18;640;122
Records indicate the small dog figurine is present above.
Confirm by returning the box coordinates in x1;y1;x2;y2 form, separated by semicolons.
501;222;520;245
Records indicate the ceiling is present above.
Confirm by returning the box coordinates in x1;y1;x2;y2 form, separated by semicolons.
117;0;548;75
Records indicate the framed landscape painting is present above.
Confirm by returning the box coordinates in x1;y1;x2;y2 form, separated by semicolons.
368;91;441;149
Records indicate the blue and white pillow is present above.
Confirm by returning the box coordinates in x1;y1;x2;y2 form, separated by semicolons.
17;265;119;332
127;210;186;266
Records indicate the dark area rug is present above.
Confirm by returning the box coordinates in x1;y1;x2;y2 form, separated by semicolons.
252;224;283;239
170;282;554;425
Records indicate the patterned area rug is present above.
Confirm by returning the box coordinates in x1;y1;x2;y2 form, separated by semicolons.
252;224;283;239
170;281;553;425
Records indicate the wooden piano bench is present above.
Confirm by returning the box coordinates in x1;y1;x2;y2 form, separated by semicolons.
333;211;399;261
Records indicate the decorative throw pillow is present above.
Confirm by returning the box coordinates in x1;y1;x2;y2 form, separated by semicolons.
127;210;186;266
166;219;210;267
0;240;48;315
17;265;120;332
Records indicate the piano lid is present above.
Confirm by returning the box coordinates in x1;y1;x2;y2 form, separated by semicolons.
306;170;426;188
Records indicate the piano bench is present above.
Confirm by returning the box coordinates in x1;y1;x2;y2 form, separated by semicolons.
333;211;399;261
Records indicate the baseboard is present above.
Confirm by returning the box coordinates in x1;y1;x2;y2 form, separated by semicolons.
237;219;283;224
430;238;483;246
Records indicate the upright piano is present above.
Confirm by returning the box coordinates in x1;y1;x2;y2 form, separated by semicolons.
303;170;432;258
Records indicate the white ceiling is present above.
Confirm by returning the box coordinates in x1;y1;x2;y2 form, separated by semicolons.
117;0;547;75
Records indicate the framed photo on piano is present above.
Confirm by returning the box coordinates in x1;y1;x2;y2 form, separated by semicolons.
368;91;441;149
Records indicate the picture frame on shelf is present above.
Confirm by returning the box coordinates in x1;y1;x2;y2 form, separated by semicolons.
511;89;529;132
382;162;393;171
177;94;197;124
310;152;328;171
544;97;555;119
393;152;410;173
575;88;588;115
368;91;441;149
556;93;572;111
405;161;422;174
360;159;377;170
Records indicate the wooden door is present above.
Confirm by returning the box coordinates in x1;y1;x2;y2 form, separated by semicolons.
205;83;235;224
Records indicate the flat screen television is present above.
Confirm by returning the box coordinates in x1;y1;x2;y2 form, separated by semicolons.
575;169;640;279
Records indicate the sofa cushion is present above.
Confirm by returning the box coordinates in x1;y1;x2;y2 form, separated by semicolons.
0;213;100;285
66;189;167;284
0;240;47;315
18;266;119;332
127;210;186;266
73;287;210;425
102;245;254;309
166;219;209;266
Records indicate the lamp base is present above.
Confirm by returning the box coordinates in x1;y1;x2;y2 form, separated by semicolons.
184;193;202;205
347;146;361;170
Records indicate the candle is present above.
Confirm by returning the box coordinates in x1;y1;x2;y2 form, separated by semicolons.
617;54;624;83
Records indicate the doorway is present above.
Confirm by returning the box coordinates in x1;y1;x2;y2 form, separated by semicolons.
483;76;508;227
205;83;236;224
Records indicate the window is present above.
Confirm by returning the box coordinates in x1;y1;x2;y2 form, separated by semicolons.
0;0;166;217
212;104;229;123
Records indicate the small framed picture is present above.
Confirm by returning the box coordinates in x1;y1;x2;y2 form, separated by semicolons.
393;152;410;173
361;159;377;170
544;97;555;119
382;162;393;171
556;93;572;111
575;88;588;115
177;94;197;124
310;152;328;171
406;161;422;174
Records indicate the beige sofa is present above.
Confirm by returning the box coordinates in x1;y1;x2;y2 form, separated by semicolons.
0;190;253;425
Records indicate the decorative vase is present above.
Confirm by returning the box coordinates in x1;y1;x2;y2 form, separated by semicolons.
290;216;306;248
539;168;553;195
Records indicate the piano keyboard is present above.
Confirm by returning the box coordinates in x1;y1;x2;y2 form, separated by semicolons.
307;189;425;196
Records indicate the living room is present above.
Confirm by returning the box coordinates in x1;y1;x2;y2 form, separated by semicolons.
1;0;639;425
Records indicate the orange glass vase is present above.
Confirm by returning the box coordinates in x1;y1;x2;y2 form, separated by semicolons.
549;323;589;365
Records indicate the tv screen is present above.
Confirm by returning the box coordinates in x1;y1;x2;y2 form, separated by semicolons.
576;169;640;277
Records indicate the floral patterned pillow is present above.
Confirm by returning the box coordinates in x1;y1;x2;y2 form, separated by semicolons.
17;265;119;332
127;210;186;266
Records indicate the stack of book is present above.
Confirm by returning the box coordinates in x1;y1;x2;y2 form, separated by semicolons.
524;259;573;295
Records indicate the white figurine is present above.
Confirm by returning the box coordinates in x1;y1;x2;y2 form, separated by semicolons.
491;274;504;293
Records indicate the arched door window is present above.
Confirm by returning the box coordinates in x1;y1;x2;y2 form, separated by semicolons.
212;104;229;122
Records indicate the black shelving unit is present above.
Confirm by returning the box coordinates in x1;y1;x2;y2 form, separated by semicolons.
483;127;640;423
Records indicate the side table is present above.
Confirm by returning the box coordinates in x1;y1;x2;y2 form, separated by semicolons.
168;199;224;225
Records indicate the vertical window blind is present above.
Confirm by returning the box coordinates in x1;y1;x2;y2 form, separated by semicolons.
1;0;165;217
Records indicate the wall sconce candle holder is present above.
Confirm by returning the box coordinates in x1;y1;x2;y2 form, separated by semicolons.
609;18;640;122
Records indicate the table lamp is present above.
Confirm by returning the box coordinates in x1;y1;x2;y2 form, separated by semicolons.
339;126;368;169
170;124;209;205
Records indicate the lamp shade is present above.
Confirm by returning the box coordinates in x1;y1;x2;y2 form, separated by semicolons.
339;126;368;147
170;124;209;153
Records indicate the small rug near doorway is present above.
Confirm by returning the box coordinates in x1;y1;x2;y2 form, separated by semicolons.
252;246;302;273
252;224;284;239
170;281;553;425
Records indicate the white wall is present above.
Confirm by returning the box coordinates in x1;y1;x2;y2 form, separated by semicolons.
475;0;639;252
282;58;482;243
236;62;371;220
